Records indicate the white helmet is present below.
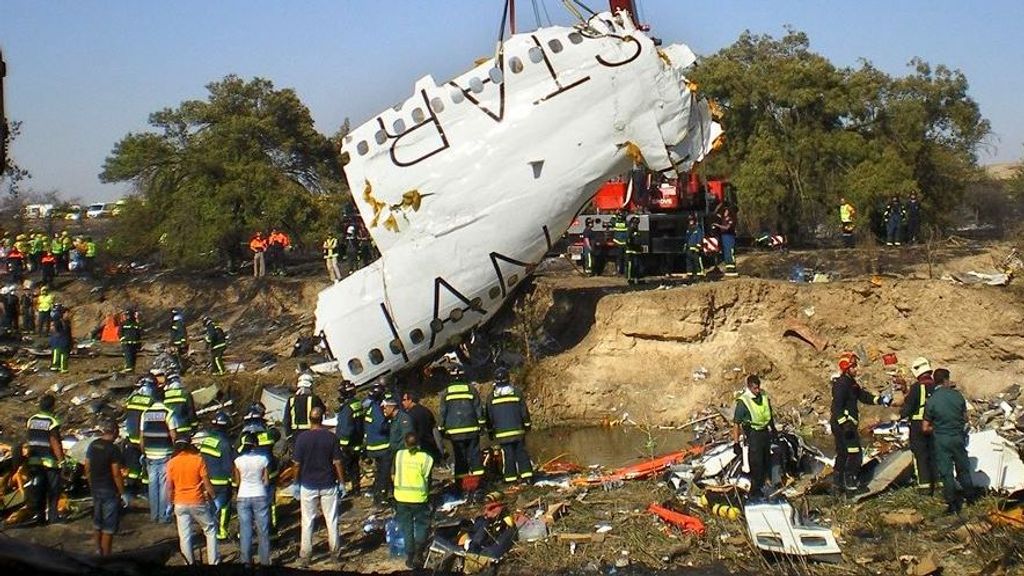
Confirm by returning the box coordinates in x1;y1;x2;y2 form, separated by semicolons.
910;357;932;378
297;373;314;389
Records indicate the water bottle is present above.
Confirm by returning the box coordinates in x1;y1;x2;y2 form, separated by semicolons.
385;518;405;557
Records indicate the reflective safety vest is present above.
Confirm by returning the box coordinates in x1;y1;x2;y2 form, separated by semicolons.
41;252;56;266
911;381;932;421
197;430;234;486
85;241;97;257
26;412;61;468
611;219;628;246
120;320;142;344
239;428;279;478
337;398;365;450
141;403;175;459
840;203;855;223
36;292;55;313
170;320;187;347
287;394;314;432
323;237;338;259
393;448;433;504
737;391;772;431
124;393;154;444
439;382;483;439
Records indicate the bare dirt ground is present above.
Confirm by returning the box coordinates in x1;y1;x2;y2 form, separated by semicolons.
0;240;1022;575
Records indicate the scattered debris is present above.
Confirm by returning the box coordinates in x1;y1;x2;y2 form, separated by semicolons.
782;319;829;351
744;500;841;562
854;449;913;502
968;429;1024;493
647;502;705;535
881;508;924;527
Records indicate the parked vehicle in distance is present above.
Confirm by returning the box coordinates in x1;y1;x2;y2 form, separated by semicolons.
85;202;110;218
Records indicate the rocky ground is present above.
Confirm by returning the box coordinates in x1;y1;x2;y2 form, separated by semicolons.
0;238;1022;575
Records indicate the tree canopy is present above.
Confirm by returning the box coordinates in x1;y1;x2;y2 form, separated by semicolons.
690;30;990;240
101;75;348;268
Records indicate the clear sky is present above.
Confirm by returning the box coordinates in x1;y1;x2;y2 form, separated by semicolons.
3;0;1022;202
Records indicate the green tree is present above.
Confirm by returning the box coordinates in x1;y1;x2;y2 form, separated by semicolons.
101;75;348;268
692;30;989;240
1;120;31;200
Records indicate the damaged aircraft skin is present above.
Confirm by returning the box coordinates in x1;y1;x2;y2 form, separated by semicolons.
316;10;721;383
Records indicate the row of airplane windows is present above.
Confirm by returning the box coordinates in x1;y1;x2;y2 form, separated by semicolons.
345;274;520;376
352;32;588;157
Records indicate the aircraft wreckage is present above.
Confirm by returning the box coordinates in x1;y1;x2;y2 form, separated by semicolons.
315;8;722;384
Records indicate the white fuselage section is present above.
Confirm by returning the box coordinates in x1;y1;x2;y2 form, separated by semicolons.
315;11;721;383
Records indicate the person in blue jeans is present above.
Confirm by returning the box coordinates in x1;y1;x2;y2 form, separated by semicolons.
234;435;272;566
884;195;905;246
140;389;179;523
84;420;127;556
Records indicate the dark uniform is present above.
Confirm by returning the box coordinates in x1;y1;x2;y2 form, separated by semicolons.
924;377;976;513
26;410;63;523
336;394;365;495
439;381;485;494
733;388;775;498
123;386;154;494
625;220;643;284
684;218;705;280
485;385;533;483
203;319;228;375
163;384;197;434
364;400;392;504
830;373;885;493
611;214;628;275
169;312;188;372
196;427;235;539
118;312;142;373
581;223;596;275
48;307;71;373
283;390;325;440
900;372;937;492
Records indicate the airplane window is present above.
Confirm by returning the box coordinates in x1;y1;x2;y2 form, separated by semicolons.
409;328;425;344
548;39;563;53
393;119;406;134
528;47;544;64
430;318;444;333
489;67;504;84
470;297;483;311
450;87;465;103
374;130;386;145
348;358;364;375
488;286;501;300
411;107;425;123
430;97;445;113
449;308;464;322
369;348;384;365
389;339;404;355
469;77;484;94
507;274;519;287
356;141;369;156
509;57;524;74
568;32;583;44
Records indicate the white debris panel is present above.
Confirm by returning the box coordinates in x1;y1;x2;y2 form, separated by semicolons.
316;11;721;384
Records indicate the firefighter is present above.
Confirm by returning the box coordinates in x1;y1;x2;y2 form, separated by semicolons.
439;369;485;499
684;213;705;281
36;285;55;338
283;373;325;441
203;316;228;375
118;308;142;373
169;308;188;373
830;352;892;495
195;412;236;540
239;403;281;531
901;357;937;493
485;368;533;484
610;212;629;275
123;376;155;498
140;387;178;523
732;374;777;499
884;195;905;246
906;192;922;245
923;369;978;515
581;220;595;275
363;387;392;505
163;373;197;434
335;380;365;496
25;394;65;524
625;217;643;285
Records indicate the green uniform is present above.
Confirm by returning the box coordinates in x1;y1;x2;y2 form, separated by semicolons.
924;386;974;510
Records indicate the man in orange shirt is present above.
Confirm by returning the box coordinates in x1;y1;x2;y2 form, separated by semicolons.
267;229;291;276
249;232;267;279
167;437;219;565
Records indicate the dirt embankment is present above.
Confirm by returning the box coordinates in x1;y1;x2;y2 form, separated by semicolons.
528;276;1024;428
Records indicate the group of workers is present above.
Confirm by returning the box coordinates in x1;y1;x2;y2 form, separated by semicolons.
322;221;375;283
24;363;531;568
838;193;924;248
248;229;292;278
581;202;739;284
2;231;99;284
116;308;229;376
732;352;976;515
